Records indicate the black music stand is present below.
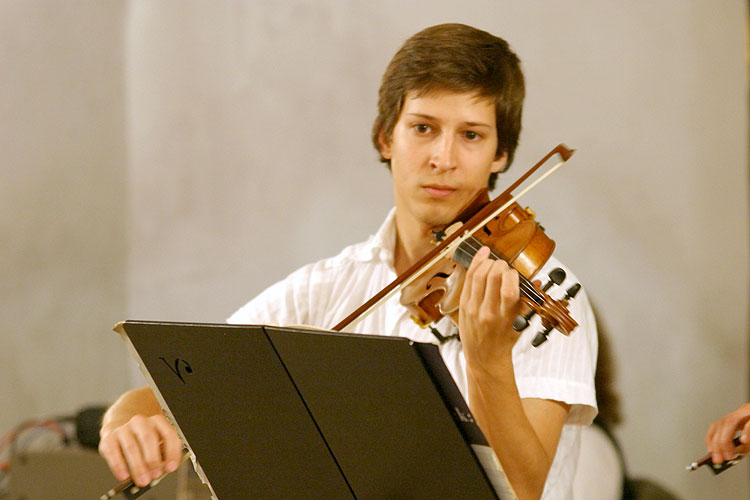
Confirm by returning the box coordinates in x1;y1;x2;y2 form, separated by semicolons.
115;320;517;500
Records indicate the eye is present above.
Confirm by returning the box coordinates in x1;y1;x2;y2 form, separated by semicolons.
414;123;432;134
464;130;481;141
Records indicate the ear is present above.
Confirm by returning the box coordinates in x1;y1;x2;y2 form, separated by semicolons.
490;152;508;174
378;131;392;160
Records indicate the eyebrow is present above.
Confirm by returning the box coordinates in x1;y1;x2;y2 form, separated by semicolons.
404;113;492;128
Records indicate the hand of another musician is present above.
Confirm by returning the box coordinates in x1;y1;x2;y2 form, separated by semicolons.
99;413;183;487
458;245;521;373
704;402;750;464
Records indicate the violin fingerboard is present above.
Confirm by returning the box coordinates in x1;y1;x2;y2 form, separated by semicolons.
452;241;475;268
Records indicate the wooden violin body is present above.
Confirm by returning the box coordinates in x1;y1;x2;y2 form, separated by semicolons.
400;190;551;324
399;189;577;339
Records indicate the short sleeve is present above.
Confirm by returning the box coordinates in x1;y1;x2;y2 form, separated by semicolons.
512;258;599;426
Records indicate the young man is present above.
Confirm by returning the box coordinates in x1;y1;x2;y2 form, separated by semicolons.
99;24;598;500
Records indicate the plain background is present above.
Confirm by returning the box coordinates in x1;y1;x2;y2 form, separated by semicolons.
2;1;748;498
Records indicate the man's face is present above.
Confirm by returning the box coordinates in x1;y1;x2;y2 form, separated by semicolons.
380;90;506;234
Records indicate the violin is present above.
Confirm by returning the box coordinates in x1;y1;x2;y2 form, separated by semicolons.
333;144;579;346
399;189;579;345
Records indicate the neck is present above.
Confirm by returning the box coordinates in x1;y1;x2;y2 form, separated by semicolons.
393;214;435;275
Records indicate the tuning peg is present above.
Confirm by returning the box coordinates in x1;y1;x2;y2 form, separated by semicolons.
532;326;553;347
546;268;566;290
530;283;582;348
513;268;567;331
513;315;529;331
565;283;580;299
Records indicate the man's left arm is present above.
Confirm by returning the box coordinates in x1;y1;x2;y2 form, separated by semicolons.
466;352;569;500
460;246;573;500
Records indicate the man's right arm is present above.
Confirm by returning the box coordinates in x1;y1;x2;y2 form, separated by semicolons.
98;387;183;487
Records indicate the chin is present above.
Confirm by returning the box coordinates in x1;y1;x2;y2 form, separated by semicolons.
415;206;457;230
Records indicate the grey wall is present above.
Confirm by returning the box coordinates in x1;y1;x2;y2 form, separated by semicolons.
1;1;130;431
3;1;748;499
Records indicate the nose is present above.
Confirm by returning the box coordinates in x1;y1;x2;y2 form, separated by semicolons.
430;134;457;172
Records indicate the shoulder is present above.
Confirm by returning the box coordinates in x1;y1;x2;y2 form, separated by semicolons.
228;208;398;326
513;255;599;424
227;236;390;326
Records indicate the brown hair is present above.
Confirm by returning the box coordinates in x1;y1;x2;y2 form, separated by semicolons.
372;23;525;190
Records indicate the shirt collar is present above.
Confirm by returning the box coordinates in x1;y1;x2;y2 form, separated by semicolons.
355;207;397;267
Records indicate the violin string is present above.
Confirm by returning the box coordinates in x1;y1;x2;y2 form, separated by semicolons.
453;238;578;334
458;238;542;302
452;243;540;303
454;237;545;305
456;236;541;299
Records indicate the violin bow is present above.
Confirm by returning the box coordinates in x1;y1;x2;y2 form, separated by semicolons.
100;450;191;500
332;143;575;333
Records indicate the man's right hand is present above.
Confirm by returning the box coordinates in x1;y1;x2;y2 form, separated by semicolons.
704;402;750;465
98;388;183;487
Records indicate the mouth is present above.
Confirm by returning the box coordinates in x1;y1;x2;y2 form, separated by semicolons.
422;184;457;199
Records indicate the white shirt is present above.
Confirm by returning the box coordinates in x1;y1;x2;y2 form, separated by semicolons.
229;208;598;500
572;425;624;500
